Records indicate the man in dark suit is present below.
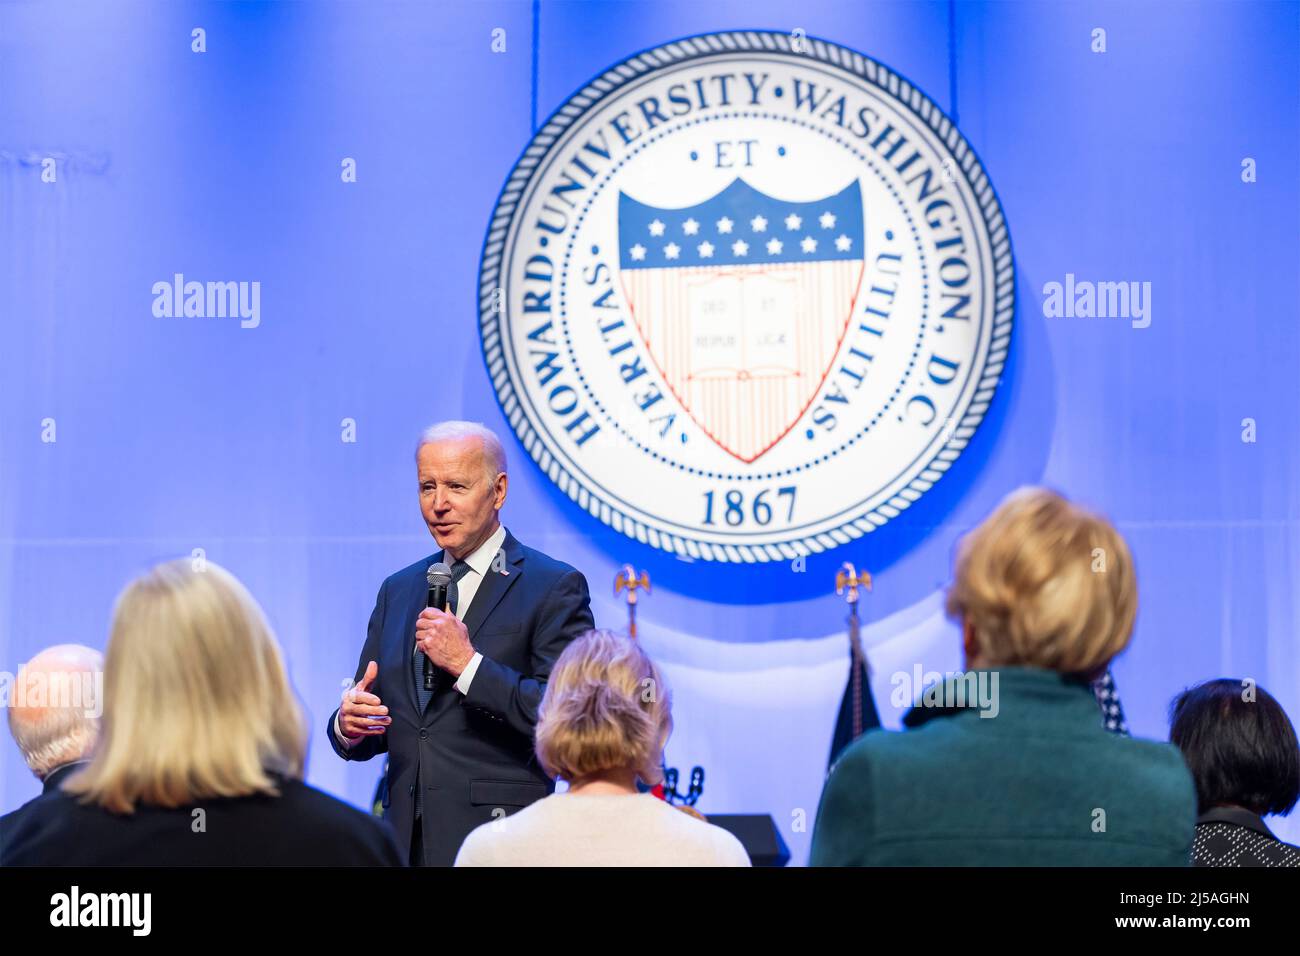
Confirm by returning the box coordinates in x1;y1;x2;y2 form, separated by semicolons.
0;644;101;859
328;421;594;867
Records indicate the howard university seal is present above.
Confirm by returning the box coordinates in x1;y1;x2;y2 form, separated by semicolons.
479;31;1014;562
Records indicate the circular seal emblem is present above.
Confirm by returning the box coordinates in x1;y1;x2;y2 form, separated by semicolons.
479;31;1014;563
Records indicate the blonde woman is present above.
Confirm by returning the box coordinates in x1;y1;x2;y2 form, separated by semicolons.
454;629;749;866
2;560;402;866
810;487;1197;866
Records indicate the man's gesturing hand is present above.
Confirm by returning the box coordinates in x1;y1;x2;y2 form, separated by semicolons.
340;660;390;740
415;608;476;678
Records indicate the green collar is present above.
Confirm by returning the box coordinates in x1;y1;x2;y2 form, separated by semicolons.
901;666;1102;731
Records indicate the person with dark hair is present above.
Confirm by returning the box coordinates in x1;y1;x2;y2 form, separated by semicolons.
1170;679;1300;867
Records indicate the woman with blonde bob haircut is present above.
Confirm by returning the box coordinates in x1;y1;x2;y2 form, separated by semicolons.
946;486;1138;674
811;487;1198;867
455;629;749;866
534;627;672;787
3;560;402;866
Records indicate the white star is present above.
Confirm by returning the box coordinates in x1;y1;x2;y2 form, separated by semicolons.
801;236;818;253
716;216;734;234
834;234;852;252
750;215;768;232
819;211;837;229
784;213;802;230
664;242;680;260
648;219;665;237
766;238;783;254
697;241;715;258
731;239;749;256
683;218;700;236
630;244;647;261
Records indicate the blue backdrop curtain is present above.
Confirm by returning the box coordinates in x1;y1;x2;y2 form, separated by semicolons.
2;0;1297;865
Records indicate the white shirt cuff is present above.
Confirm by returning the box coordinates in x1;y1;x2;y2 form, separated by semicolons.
334;710;358;749
454;652;484;695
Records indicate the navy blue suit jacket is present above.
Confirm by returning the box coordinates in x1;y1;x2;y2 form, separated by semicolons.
327;528;593;866
0;762;86;862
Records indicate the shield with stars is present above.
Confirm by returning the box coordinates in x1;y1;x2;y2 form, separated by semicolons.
617;178;865;463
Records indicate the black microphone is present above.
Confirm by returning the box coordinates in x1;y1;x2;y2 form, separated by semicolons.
424;562;453;692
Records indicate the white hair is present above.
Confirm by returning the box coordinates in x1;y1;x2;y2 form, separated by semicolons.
415;421;507;480
8;644;103;780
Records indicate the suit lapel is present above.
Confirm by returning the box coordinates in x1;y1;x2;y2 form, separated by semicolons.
460;531;525;641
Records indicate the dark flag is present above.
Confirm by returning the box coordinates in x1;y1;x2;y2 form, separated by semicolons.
828;563;881;769
828;652;882;768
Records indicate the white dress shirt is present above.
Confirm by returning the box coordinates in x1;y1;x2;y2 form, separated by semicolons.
335;523;508;748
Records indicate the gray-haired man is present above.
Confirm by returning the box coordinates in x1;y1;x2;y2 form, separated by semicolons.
327;421;594;866
0;644;103;859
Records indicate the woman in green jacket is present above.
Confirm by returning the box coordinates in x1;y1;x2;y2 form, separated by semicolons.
810;487;1196;867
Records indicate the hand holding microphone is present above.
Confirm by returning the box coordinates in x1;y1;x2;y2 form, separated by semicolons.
418;562;475;680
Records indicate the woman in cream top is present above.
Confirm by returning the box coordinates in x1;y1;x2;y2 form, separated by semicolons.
455;629;749;867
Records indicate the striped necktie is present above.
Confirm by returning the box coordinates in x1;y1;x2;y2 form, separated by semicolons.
412;559;472;712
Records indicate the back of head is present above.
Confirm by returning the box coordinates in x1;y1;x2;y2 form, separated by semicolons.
946;487;1137;674
535;629;672;786
8;644;103;779
1170;678;1300;817
65;559;307;813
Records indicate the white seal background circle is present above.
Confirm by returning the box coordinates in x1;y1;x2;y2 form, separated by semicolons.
479;31;1015;563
